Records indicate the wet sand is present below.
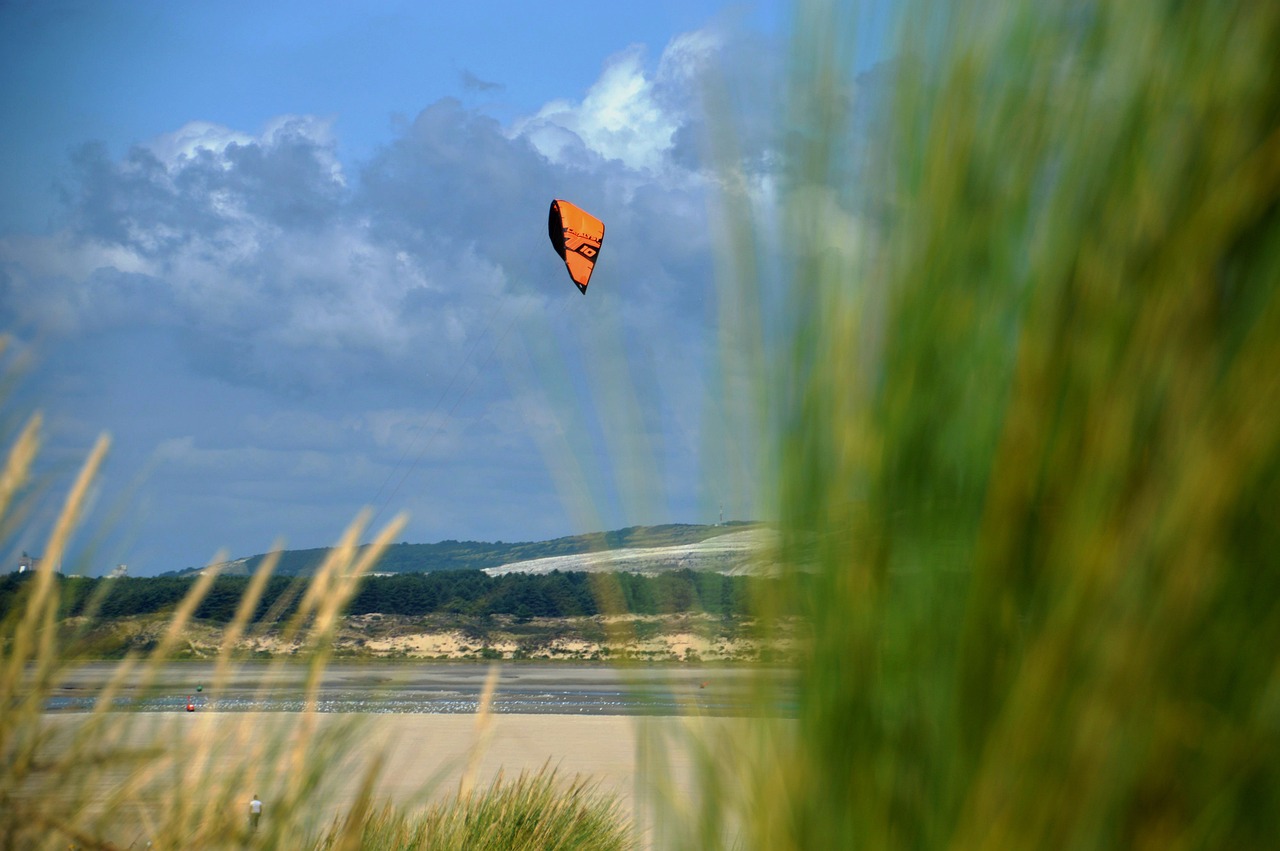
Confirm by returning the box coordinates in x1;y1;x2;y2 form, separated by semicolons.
48;661;788;715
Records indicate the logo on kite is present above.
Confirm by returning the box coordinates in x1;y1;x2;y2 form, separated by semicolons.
548;199;605;294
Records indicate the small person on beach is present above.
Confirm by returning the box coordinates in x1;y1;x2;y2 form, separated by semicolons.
249;794;263;830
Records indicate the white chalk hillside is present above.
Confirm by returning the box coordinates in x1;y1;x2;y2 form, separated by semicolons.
483;528;779;577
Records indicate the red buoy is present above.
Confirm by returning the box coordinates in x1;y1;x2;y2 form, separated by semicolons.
186;696;195;712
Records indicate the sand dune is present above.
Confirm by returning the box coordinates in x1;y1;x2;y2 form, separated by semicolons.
483;528;779;576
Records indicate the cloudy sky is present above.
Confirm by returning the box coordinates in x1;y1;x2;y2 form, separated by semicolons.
1;1;887;575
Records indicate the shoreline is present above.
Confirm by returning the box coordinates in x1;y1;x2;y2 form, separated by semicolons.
46;660;795;717
61;611;801;664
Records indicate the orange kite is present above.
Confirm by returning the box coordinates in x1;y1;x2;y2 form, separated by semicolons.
548;199;605;294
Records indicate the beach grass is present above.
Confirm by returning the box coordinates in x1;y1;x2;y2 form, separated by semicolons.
319;767;632;851
0;391;391;847
0;389;634;849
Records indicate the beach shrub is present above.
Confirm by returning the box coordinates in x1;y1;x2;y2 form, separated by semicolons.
320;768;632;851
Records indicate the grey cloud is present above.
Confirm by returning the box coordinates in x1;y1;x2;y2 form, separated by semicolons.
14;38;763;392
65;128;346;254
358;98;560;268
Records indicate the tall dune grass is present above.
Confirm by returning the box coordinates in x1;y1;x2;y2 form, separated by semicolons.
320;767;631;851
0;393;404;847
669;0;1280;848
0;376;631;848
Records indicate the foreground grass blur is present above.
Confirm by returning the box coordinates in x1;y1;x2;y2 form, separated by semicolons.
672;0;1280;848
0;381;631;848
318;768;630;851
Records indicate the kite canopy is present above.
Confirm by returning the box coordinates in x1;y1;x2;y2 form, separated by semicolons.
548;199;605;294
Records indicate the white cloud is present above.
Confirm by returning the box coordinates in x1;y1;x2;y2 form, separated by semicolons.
656;28;724;85
511;29;721;175
2;116;495;390
1;26;739;386
149;121;254;168
149;115;345;185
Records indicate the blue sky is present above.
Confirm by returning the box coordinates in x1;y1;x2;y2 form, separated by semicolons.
2;1;784;231
1;1;886;575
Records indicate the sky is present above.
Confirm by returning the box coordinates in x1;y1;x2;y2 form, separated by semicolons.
1;1;888;575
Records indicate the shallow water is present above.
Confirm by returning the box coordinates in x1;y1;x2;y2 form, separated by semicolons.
46;662;795;716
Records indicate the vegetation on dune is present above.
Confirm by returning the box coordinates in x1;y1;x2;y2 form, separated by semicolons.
318;769;633;851
2;569;784;664
0;389;633;848
1;567;767;626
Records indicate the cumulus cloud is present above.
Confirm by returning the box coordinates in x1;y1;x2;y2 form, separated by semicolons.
3;111;493;393
1;26;751;375
0;26;777;416
149;116;345;182
147;121;255;168
509;30;724;176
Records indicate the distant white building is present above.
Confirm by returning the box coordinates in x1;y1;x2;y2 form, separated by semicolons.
14;553;64;575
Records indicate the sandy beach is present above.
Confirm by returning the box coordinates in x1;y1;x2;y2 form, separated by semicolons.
35;710;760;849
39;711;669;817
30;663;787;846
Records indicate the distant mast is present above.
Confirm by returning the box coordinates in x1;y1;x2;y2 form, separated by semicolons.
719;504;724;526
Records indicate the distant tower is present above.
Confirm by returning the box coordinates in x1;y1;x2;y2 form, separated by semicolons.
719;504;724;526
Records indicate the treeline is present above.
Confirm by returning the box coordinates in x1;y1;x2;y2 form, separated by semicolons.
0;569;770;623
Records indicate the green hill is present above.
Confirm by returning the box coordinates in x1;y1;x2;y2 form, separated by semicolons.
170;522;759;577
